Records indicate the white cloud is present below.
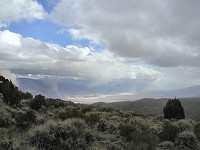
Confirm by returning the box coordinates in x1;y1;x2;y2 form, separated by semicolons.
0;30;163;92
68;28;103;44
0;0;47;28
50;0;200;67
0;30;21;46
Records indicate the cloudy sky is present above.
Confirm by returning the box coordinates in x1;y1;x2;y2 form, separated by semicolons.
1;0;200;99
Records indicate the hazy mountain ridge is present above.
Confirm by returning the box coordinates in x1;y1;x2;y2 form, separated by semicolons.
93;98;200;120
17;77;200;103
17;78;135;99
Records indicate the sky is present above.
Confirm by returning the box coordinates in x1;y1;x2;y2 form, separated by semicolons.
1;0;200;99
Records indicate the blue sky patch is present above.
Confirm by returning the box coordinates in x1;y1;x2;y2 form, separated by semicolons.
2;19;95;48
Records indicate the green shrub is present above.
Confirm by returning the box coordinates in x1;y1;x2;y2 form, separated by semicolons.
0;110;14;127
152;115;164;122
85;113;100;125
81;106;92;114
119;125;136;141
98;107;114;112
107;142;124;150
129;117;150;131
96;118;116;133
108;124;117;134
175;131;199;150
158;141;174;149
174;119;192;132
47;99;65;108
15;110;36;128
20;91;33;99
0;139;15;150
29;120;89;150
30;94;47;111
97;119;109;132
0;128;17;150
127;142;149;150
85;130;95;144
58;107;84;120
158;122;179;142
194;123;200;141
120;128;159;150
130;130;159;150
68;107;84;118
58;109;67;120
35;115;46;125
0;128;13;141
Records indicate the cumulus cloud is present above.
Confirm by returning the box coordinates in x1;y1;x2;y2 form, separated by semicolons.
0;30;163;93
0;0;46;28
50;0;200;67
0;30;21;46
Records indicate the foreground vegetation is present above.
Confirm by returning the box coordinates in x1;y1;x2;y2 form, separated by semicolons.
0;76;200;149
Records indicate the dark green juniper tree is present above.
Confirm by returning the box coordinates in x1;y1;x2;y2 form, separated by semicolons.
0;75;32;106
163;97;185;120
0;75;21;105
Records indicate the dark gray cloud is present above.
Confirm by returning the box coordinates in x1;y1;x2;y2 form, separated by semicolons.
50;0;200;67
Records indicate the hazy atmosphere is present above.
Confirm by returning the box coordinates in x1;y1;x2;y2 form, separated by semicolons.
1;0;200;102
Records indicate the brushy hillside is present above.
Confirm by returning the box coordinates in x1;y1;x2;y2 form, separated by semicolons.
0;76;200;149
93;98;200;121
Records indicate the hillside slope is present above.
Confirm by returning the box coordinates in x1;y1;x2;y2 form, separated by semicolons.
1;75;200;149
93;98;200;120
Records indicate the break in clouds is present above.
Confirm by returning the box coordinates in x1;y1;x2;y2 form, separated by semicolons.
1;0;200;96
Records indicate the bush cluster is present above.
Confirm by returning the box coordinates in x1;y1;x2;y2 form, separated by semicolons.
47;98;66;108
119;125;136;141
175;131;199;149
158;141;174;149
58;107;84;120
194;123;200;141
97;119;109;132
119;124;159;149
0;139;15;150
29;120;90;150
30;94;47;111
85;113;100;126
174;119;192;132
107;142;124;150
158;121;179;142
0;110;14;128
15;110;36;128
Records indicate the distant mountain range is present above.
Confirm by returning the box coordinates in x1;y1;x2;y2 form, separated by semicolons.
153;85;200;98
93;98;200;120
17;77;136;99
17;77;200;120
17;77;200;103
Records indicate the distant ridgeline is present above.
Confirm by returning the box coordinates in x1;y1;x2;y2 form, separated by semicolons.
0;75;33;105
93;98;200;120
